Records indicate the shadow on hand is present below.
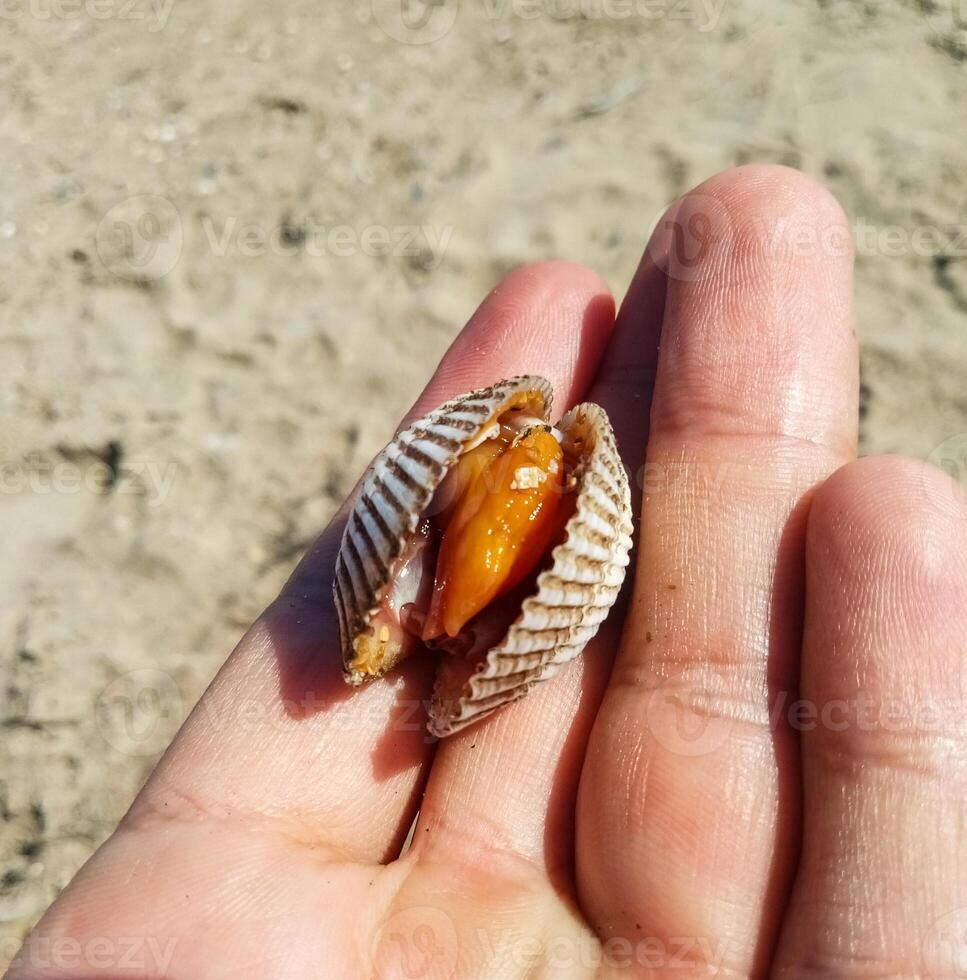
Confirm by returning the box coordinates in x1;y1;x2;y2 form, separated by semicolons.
267;509;438;784
752;490;814;970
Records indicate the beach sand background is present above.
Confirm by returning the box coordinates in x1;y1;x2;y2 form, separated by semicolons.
2;0;966;958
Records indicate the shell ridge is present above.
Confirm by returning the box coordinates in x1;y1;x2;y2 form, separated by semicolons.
397;437;447;471
343;527;379;600
351;510;391;582
360;492;397;547
368;472;411;520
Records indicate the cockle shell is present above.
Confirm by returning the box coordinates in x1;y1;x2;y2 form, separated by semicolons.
332;375;634;737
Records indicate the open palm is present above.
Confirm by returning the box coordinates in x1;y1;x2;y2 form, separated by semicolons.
11;166;967;979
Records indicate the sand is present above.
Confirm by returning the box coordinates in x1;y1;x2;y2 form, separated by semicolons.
2;0;967;956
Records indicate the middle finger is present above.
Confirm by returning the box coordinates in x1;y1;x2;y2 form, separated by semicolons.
578;164;859;976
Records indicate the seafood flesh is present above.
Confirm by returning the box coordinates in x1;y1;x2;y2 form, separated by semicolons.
333;376;633;736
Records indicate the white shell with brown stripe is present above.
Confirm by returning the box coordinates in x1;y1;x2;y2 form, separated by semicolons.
332;375;633;737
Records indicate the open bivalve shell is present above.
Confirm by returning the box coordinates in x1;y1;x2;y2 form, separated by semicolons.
333;375;633;737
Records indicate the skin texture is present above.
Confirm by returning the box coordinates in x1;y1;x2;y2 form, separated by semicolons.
9;166;967;979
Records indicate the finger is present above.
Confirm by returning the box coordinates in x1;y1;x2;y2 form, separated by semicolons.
121;261;617;864
412;247;664;880
773;456;967;977
577;164;859;976
588;240;667;476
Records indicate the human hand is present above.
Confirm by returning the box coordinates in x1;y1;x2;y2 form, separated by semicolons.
11;166;967;979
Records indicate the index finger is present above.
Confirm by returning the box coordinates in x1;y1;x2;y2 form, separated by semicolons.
122;261;617;864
